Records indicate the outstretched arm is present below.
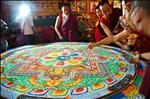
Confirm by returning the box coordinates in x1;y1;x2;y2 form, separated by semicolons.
141;52;150;60
55;16;63;40
88;30;129;49
100;22;125;48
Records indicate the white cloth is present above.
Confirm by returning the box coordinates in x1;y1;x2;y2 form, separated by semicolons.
17;15;34;35
24;15;34;35
62;13;69;26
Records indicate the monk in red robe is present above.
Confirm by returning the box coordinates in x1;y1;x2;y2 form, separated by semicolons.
55;4;80;42
94;5;106;42
130;1;150;98
98;0;124;48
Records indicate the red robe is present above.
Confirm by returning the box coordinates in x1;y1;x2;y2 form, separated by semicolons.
59;13;80;42
100;8;122;34
134;32;150;53
94;18;107;42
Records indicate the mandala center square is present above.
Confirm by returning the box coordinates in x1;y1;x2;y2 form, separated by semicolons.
56;56;70;61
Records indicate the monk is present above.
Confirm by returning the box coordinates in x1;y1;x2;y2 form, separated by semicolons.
130;1;150;98
94;5;106;42
98;0;124;48
55;4;80;42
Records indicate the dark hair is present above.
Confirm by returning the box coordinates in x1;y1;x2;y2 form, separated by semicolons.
95;5;99;9
98;0;110;6
62;3;70;8
131;0;150;15
122;0;131;3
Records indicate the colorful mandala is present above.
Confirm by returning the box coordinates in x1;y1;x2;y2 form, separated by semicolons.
0;42;145;99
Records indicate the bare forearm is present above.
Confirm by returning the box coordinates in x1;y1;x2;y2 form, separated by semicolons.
141;52;150;60
95;36;114;46
55;16;62;37
55;27;62;37
88;30;129;49
95;30;128;46
115;41;124;47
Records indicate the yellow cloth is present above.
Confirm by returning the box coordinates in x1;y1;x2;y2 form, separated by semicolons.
129;34;138;38
95;21;99;27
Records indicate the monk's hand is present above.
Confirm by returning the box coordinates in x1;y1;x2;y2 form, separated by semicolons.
59;35;63;40
88;43;97;49
119;16;125;28
121;44;128;50
141;52;150;60
130;51;140;63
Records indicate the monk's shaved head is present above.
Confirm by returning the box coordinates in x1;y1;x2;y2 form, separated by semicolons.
131;0;150;15
61;4;70;15
130;0;150;36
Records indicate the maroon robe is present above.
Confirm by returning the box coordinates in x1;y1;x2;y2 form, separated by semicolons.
42;26;59;43
134;32;150;53
59;13;80;42
100;8;122;35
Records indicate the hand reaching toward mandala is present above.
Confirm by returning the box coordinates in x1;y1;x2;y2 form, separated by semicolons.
88;43;97;49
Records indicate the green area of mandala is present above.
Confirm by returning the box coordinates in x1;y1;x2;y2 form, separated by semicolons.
2;61;109;90
3;62;17;74
97;48;118;55
106;63;120;75
133;75;142;86
2;71;111;90
3;65;118;88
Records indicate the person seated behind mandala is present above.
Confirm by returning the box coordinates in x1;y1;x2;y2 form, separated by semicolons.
93;4;107;42
96;0;125;48
55;3;80;42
